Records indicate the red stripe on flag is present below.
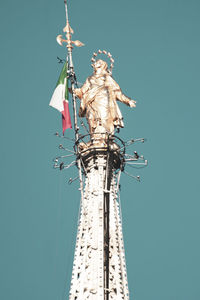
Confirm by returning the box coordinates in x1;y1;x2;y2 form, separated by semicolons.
62;100;72;135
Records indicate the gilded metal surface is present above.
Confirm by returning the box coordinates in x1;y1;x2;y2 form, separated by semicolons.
56;20;84;50
75;60;136;142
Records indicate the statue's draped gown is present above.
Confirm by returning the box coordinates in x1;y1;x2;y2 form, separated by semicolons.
75;72;133;136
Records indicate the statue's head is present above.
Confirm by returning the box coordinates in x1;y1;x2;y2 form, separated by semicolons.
93;59;108;75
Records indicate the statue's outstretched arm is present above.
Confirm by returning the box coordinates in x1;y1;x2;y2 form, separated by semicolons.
115;90;136;108
108;76;136;108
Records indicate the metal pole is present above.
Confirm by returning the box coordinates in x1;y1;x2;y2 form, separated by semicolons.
63;0;84;201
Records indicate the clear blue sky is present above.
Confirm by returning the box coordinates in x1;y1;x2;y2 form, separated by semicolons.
0;0;200;299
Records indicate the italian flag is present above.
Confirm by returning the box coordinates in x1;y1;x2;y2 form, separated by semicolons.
49;61;72;134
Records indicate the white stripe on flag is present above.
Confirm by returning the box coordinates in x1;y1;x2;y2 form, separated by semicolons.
49;84;65;112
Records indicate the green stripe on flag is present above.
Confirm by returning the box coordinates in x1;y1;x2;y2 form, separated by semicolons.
56;61;68;87
65;68;69;100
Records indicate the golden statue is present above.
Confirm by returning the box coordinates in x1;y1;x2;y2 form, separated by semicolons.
74;58;136;144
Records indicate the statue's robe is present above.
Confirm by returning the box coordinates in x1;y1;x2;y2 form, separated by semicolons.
74;73;133;135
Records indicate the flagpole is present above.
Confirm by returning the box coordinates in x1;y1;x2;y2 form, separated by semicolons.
57;0;85;201
64;0;79;142
67;36;84;202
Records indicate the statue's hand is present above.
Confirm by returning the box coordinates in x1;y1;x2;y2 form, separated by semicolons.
129;100;137;108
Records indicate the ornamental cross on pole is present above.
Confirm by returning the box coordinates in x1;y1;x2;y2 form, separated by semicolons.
56;1;84;50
